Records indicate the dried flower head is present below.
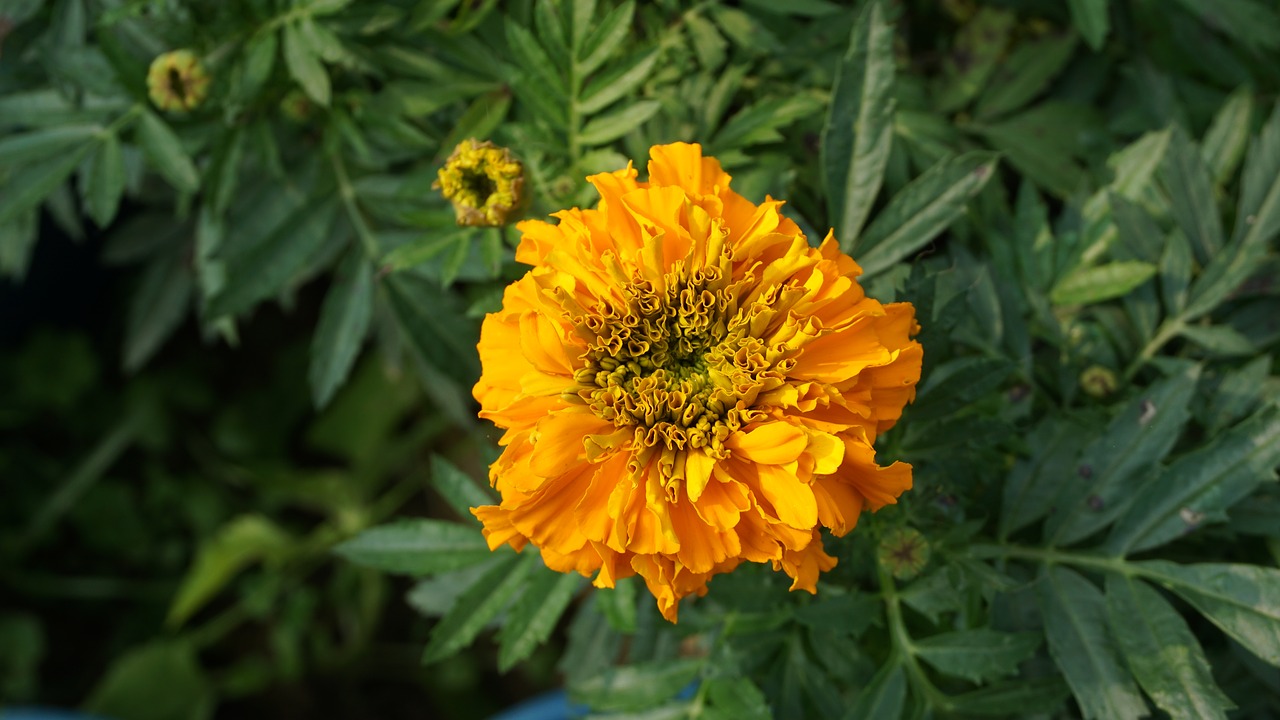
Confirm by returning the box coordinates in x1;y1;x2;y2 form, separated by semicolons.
147;50;210;113
435;139;525;227
877;527;930;580
471;143;922;621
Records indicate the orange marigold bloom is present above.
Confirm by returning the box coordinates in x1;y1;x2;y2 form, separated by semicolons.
471;143;922;622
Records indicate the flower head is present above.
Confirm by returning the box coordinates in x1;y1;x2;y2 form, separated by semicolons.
471;143;922;621
435;139;525;227
147;50;210;113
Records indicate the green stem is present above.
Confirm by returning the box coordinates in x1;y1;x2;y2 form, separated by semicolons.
1123;318;1184;381
329;151;381;261
877;559;953;712
967;543;1140;578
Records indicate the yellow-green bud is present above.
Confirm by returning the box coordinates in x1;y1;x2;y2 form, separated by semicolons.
280;89;314;123
1081;365;1118;398
147;50;210;113
434;139;525;227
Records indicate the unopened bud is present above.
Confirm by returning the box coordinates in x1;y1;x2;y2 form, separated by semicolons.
147;50;210;113
434;139;525;227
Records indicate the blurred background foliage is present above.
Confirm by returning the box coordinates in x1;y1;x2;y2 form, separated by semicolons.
2;0;1280;718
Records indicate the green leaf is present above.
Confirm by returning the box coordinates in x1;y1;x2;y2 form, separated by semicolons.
934;7;1016;113
1159;124;1223;265
534;0;569;70
1178;324;1256;357
843;661;905;720
1108;128;1171;200
1038;566;1147;720
595;577;639;633
83;641;213;720
943;676;1071;716
85;133;125;227
1000;418;1096;537
206;198;339;318
422;553;533;663
907;356;1013;424
309;251;373;409
1049;260;1157;306
237;31;279;103
497;564;582;671
1140;560;1280;666
703;677;771;720
334;519;494;575
384;273;481;387
571;658;704;713
711;95;823;152
283;21;330;106
0;124;99;167
1169;0;1280;52
973;103;1095;198
429;455;496;523
821;0;895;250
578;1;634;76
439;91;512;154
1046;363;1199;546
1105;575;1234;720
0;140;95;228
1232;101;1280;249
1067;0;1110;50
578;49;659;115
136;110;199;193
855;152;998;277
167;515;292;627
1206;354;1272;435
578;100;662;145
0;208;38;280
914;629;1041;684
975;32;1079;120
1107;406;1280;555
505;20;566;99
1202;87;1254;186
123;250;193;373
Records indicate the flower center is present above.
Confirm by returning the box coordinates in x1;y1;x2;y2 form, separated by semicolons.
572;258;801;459
460;169;497;207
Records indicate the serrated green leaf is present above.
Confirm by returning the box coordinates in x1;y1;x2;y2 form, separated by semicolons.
975;32;1078;120
1140;560;1280;666
384;273;481;387
822;0;895;251
578;50;658;115
843;661;905;720
237;31;278;103
422;552;532;663
934;7;1015;113
943;676;1071;716
1050;261;1156;306
572;659;703;713
123;250;192;373
505;20;566;99
85;133;125;227
914;629;1040;683
283;21;330;106
136;110;199;193
1105;575;1234;720
309;251;373;409
429;455;496;522
1160;124;1222;265
856;152;998;277
498;564;582;671
578;100;662;145
907;356;1013;424
703;677;771;720
1179;324;1256;356
0;124;99;167
571;0;598;54
167;515;292;627
0;208;38;280
974;102;1095;198
439;91;512;154
0;140;94;228
1169;0;1280;52
334;519;493;575
206;198;338;318
711;95;822;153
534;0;569;70
1207;355;1271;435
1108;128;1171;200
1046;363;1199;546
685;12;728;71
1068;0;1110;50
1203;87;1253;186
1107;406;1280;555
1038;566;1147;720
577;1;633;75
595;577;639;633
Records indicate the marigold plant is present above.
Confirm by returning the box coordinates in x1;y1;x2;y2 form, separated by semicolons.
471;142;922;621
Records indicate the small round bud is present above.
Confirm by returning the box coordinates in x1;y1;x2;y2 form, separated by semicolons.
434;139;525;227
878;527;931;581
280;89;314;123
147;50;210;113
1080;365;1118;398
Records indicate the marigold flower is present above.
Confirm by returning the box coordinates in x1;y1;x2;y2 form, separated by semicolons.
147;50;210;113
471;143;922;622
435;139;525;227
